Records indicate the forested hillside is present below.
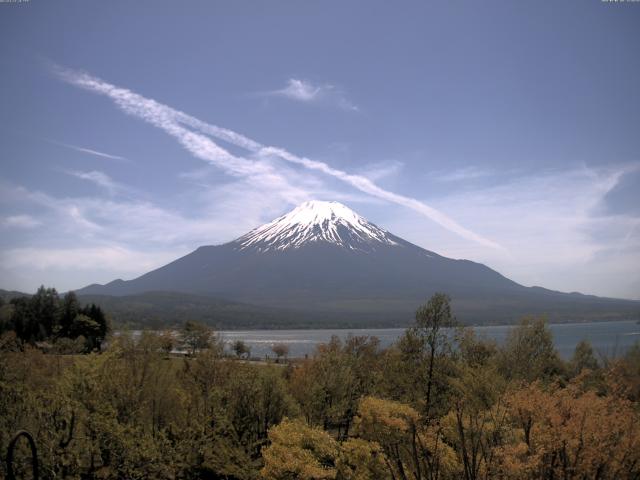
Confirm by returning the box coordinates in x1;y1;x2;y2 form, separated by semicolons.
1;294;639;479
0;287;109;353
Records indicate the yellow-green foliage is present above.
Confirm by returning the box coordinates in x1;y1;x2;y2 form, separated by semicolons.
336;438;390;480
261;418;338;480
1;306;640;479
353;396;419;443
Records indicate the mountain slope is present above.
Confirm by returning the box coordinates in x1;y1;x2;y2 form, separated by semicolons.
77;201;640;325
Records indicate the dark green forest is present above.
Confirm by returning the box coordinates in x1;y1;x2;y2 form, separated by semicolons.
0;287;109;354
1;292;639;479
5;287;638;331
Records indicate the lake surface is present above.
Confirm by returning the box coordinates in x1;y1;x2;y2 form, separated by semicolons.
218;320;640;360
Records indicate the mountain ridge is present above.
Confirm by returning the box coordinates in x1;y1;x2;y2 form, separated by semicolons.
75;201;640;326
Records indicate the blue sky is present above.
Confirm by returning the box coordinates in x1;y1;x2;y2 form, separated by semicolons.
1;1;639;299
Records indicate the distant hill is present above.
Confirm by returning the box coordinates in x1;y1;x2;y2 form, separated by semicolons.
75;291;375;330
0;289;30;302
74;201;640;327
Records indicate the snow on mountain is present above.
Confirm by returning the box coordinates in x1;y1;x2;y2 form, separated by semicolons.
234;200;399;252
75;199;640;325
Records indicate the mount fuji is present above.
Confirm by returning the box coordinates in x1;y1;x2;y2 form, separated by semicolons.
77;201;639;326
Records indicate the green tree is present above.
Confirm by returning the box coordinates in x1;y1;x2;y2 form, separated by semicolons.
80;303;109;350
9;297;38;343
413;293;456;419
288;335;379;436
444;363;508;480
498;316;562;382
30;285;59;337
223;365;298;457
158;329;175;355
569;339;599;377
69;314;101;351
233;339;251;359
0;298;11;336
180;320;214;355
58;292;80;339
456;327;498;368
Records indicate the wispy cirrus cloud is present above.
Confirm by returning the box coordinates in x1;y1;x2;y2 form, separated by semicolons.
53;65;311;208
64;170;124;195
359;160;405;181
0;173;312;292
1;246;175;273
2;214;41;229
436;166;492;182
266;78;359;111
386;163;640;299
53;66;501;250
47;139;128;161
278;78;321;102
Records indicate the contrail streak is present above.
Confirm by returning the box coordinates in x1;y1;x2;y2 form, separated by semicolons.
55;65;502;250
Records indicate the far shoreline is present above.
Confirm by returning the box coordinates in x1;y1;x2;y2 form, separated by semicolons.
114;317;640;333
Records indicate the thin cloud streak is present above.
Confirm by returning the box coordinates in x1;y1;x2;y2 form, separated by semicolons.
260;147;504;250
54;66;309;206
1;246;175;273
47;139;128;161
65;170;121;195
178;105;502;249
2;214;41;229
53;66;502;250
437;166;492;182
359;160;404;181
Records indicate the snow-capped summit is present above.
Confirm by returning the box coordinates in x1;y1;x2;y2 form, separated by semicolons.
235;200;399;252
76;200;640;325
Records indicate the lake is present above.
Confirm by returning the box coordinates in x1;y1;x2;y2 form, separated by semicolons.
217;320;640;360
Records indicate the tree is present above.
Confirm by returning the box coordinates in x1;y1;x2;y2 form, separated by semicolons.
569;339;599;377
30;286;59;337
58;292;80;338
443;363;508;480
222;365;298;456
288;335;379;436
158;330;175;355
261;418;338;480
456;327;498;368
180;320;213;355
9;297;39;343
80;303;109;350
1;289;109;350
498;316;562;382
353;396;458;480
232;339;251;359
336;438;391;480
502;380;640;479
605;341;640;402
271;343;290;363
9;290;65;343
413;293;456;419
69;314;101;351
0;298;12;336
353;396;420;456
